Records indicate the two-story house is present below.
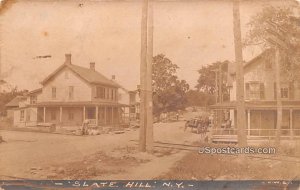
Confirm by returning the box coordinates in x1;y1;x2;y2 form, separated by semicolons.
12;54;129;128
211;49;300;141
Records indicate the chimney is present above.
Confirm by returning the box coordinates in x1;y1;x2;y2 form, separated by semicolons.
65;54;71;64
111;75;116;80
90;62;95;71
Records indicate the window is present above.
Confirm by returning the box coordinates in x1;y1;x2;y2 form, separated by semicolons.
129;92;136;104
111;89;114;100
69;86;74;99
30;96;37;104
130;107;136;113
274;82;292;99
245;82;264;100
115;89;118;101
26;110;31;121
106;88;109;99
68;111;74;120
52;87;56;99
51;110;56;120
281;87;289;99
96;86;105;99
20;110;25;121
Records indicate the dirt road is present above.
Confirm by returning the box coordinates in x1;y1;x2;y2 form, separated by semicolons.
0;121;200;179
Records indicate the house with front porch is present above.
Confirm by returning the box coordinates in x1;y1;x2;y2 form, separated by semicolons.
211;49;300;142
12;54;129;128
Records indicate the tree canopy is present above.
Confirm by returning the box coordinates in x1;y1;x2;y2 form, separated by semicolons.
195;60;229;101
152;54;189;116
0;87;27;116
245;5;300;82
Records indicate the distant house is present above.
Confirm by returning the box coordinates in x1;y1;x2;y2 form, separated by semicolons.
5;96;27;119
211;49;300;141
117;82;140;122
12;54;130;128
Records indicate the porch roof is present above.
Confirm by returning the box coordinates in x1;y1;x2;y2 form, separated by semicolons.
210;100;300;110
34;101;129;107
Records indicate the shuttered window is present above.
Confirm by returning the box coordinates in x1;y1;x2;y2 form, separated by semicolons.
289;82;294;100
20;110;25;121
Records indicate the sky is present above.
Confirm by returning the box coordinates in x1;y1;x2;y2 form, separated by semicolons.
0;0;298;91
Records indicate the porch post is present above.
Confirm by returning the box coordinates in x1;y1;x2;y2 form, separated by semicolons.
112;106;114;125
43;107;46;123
59;106;62;125
290;109;294;140
83;106;86;121
247;110;250;136
118;107;120;124
104;106;107;125
96;106;99;126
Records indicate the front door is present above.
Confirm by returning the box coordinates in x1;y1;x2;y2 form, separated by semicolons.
86;107;96;119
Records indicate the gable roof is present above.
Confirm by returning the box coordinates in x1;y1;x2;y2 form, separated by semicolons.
5;96;26;108
41;63;121;88
230;49;274;76
243;49;273;70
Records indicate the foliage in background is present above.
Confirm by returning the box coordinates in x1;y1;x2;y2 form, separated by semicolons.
185;90;215;107
195;61;230;102
152;54;189;116
0;87;27;116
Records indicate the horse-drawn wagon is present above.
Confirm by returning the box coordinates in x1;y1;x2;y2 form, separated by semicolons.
184;117;210;135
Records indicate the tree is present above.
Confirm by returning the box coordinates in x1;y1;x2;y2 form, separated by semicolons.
195;61;230;101
152;54;189;117
186;90;215;107
245;6;300;82
0;87;27;116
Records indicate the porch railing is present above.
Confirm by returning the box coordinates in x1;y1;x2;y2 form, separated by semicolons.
211;128;300;137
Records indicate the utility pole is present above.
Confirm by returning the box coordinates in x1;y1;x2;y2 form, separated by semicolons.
232;0;247;146
213;69;218;104
146;0;154;152
274;47;282;146
139;0;148;152
218;64;223;103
